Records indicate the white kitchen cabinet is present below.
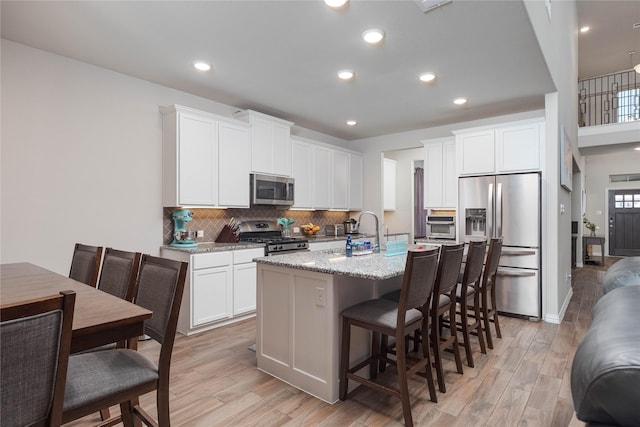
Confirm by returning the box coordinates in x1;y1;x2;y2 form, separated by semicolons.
423;136;457;208
233;109;294;177
495;121;543;172
291;139;314;209
383;158;397;211
232;247;264;316
314;146;332;210
218;120;250;207
332;150;349;210
161;105;250;208
348;153;364;211
160;247;263;336
454;118;544;176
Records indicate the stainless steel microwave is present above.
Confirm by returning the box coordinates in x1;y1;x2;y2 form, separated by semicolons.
251;173;295;206
426;215;456;240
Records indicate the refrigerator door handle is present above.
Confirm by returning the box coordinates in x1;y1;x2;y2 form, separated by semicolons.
496;182;503;238
487;183;494;238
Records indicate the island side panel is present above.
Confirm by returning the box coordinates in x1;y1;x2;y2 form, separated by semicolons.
256;262;402;403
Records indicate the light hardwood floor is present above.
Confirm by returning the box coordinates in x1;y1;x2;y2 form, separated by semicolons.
66;259;617;426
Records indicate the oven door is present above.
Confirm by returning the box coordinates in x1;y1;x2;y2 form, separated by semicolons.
252;174;294;206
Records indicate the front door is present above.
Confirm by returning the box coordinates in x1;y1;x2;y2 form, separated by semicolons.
608;189;640;256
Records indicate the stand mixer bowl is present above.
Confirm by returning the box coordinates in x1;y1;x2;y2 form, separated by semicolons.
175;230;198;242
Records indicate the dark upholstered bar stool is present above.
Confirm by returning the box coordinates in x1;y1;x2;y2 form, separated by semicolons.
69;243;103;288
339;248;439;427
480;238;503;349
431;243;465;393
1;290;76;427
454;240;487;368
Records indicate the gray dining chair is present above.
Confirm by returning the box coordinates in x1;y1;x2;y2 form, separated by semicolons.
1;290;76;427
97;247;142;302
69;243;104;288
62;254;188;426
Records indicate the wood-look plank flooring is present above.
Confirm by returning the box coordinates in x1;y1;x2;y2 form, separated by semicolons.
65;258;619;426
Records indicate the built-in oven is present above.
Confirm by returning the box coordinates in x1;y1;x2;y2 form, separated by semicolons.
426;215;456;240
251;173;295;206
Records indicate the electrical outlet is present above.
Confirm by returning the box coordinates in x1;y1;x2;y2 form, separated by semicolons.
315;287;326;307
196;230;204;238
293;226;300;233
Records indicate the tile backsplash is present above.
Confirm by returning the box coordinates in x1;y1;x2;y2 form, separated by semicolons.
163;207;351;244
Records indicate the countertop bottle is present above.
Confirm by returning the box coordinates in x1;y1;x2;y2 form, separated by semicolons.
346;235;352;257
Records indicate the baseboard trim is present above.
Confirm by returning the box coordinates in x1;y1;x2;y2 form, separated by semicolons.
544;287;574;324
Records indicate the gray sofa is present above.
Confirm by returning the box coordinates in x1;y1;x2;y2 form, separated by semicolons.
571;257;640;426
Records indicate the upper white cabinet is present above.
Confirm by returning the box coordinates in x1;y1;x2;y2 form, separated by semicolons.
161;105;249;208
454;118;544;176
383;158;397;211
332;150;349;210
233;109;294;177
290;136;363;211
348;153;364;211
423;136;457;208
291;139;314;209
313;145;332;210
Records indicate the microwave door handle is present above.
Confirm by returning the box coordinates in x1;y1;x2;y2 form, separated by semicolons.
496;182;502;238
487;183;494;238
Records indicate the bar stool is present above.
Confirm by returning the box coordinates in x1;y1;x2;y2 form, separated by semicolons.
480;238;503;349
339;248;439;427
454;240;487;368
430;243;465;393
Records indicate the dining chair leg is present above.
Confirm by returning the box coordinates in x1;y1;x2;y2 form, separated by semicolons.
119;400;135;427
100;408;111;421
379;334;389;373
339;317;351;400
157;381;171;427
431;315;446;392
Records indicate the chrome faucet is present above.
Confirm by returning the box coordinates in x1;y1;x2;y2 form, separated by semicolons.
356;211;381;253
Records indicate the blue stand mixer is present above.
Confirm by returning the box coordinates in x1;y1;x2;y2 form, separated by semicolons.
170;209;198;248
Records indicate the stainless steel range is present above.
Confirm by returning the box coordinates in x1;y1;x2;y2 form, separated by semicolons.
237;220;309;256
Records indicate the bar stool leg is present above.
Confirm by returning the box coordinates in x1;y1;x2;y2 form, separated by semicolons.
339;317;351;400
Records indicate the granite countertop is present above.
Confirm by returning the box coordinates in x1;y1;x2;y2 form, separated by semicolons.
161;242;264;253
254;245;439;280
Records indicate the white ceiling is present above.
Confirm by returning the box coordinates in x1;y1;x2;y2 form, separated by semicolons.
1;1;636;141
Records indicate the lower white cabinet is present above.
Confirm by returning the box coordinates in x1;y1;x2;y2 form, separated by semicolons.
161;246;264;335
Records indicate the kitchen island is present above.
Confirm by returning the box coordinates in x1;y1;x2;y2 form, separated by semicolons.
254;248;434;403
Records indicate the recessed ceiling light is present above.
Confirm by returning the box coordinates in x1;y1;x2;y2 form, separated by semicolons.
634;146;640;151
419;72;437;82
324;0;348;8
453;97;468;105
337;70;355;80
362;29;385;44
346;120;357;126
580;26;590;33
193;61;211;71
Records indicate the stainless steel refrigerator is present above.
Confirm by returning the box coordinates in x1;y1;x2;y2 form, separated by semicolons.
458;172;541;320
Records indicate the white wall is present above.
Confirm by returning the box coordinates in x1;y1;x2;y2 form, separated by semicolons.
524;0;579;323
383;148;423;240
0;40;347;275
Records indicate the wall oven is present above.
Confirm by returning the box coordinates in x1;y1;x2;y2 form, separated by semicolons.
426;215;456;240
251;173;295;206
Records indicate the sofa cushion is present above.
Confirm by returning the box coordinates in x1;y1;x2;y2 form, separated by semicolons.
571;285;640;426
601;257;640;294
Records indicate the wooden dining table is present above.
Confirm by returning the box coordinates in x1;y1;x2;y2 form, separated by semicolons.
1;262;152;353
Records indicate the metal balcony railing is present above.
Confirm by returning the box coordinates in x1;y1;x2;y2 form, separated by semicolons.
578;69;639;127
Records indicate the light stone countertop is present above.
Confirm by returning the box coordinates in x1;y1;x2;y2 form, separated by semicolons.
254;245;440;280
161;242;264;254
